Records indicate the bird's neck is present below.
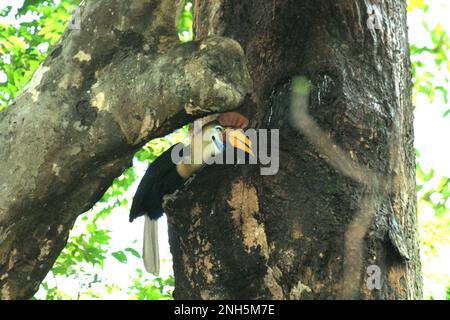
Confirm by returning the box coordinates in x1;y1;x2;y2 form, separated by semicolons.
176;162;204;179
175;141;216;179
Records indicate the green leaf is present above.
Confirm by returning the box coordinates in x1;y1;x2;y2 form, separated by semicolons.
125;247;141;258
111;251;128;263
0;6;12;17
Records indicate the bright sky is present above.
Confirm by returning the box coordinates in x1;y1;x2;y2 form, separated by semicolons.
36;160;176;299
1;0;449;299
409;2;450;179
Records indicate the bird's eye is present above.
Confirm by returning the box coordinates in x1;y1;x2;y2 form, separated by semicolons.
215;125;224;132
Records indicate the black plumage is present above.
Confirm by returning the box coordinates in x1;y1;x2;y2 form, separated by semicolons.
129;143;185;222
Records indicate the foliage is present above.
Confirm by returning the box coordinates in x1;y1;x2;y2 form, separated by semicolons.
128;269;174;300
409;0;450;299
0;0;79;111
178;1;193;42
409;0;450;116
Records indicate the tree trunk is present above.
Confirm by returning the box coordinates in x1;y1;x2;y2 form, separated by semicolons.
166;0;422;299
0;0;251;300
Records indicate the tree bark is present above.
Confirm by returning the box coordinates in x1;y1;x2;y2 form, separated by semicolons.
0;0;251;300
166;0;422;299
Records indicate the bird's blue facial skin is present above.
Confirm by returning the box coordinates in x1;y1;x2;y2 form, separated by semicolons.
213;135;224;153
211;125;225;153
200;125;224;157
211;125;224;154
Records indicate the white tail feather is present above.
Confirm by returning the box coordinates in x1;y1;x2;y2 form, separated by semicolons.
143;216;160;276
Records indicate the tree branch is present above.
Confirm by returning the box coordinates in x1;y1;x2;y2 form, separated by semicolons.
0;0;252;299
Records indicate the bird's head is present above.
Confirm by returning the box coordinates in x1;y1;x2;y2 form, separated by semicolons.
201;123;226;156
177;112;254;178
201;112;254;158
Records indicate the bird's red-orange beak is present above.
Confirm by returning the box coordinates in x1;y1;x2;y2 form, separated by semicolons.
225;129;255;157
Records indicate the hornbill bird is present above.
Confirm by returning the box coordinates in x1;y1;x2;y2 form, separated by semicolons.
129;112;253;275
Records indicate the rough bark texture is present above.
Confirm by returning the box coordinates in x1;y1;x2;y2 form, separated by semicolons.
166;0;422;299
0;0;252;299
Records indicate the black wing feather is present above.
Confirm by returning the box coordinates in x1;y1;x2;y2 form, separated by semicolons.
129;143;185;222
